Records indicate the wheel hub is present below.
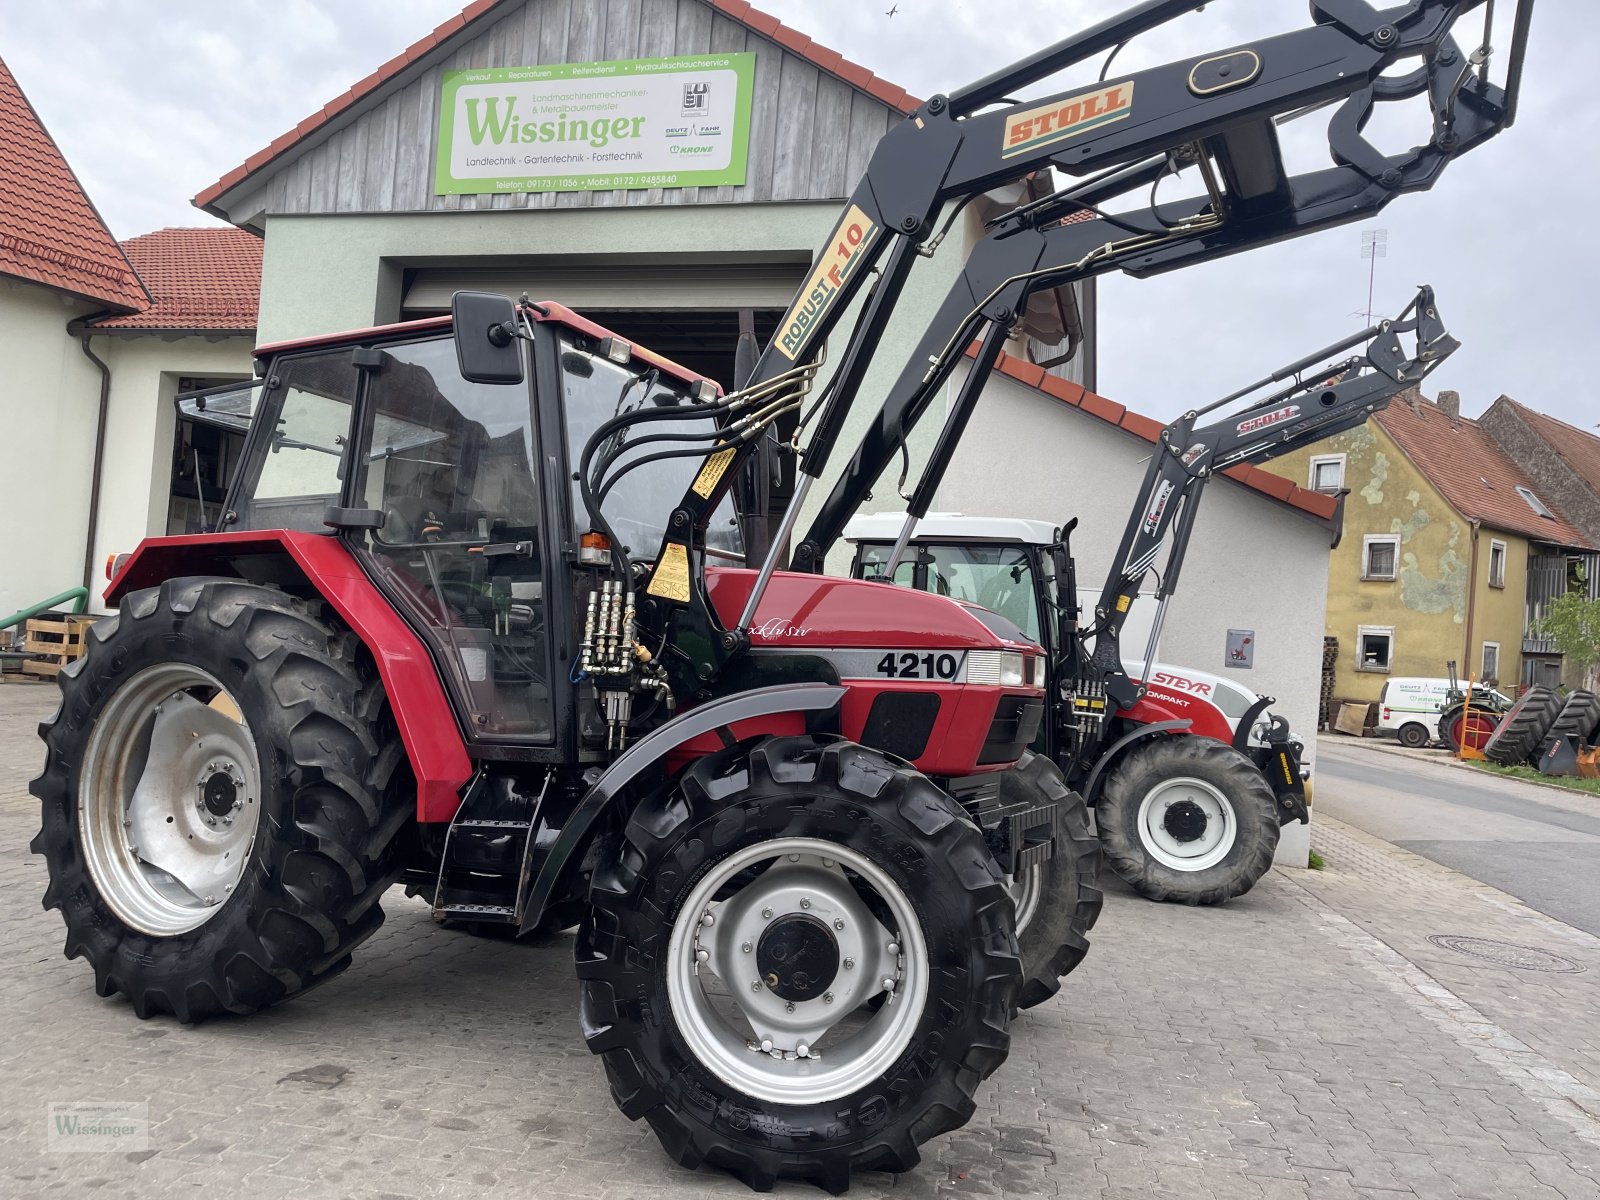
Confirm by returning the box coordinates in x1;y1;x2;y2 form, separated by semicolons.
757;914;839;1002
1162;798;1209;843
200;764;243;822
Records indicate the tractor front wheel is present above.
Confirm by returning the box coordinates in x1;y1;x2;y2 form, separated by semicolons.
30;578;409;1021
577;735;1019;1193
1097;735;1279;906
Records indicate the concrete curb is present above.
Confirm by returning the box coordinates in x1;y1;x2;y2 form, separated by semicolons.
1318;730;1600;801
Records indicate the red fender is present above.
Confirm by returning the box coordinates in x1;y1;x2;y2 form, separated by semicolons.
1118;688;1236;743
106;531;472;822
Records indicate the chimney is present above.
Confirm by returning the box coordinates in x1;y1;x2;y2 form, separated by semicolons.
1438;390;1461;420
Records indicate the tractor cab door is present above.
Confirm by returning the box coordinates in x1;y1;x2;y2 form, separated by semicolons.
349;335;553;741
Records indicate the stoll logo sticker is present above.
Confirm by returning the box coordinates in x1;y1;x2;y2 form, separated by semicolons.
1236;404;1301;436
775;206;877;360
1002;81;1134;159
1142;478;1175;534
46;1101;150;1152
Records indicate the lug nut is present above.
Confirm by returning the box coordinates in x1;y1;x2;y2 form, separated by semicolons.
761;907;773;920
797;1043;810;1058
843;958;854;970
760;1038;773;1053
751;981;762;992
882;977;896;993
741;941;753;954
786;1003;795;1014
887;941;900;957
823;992;834;1004
799;898;811;909
822;858;834;868
696;949;709;963
833;919;845;931
701;912;715;927
787;853;799;862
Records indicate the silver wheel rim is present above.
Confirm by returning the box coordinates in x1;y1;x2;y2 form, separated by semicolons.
78;664;262;936
1136;775;1236;872
665;835;928;1105
1008;864;1043;937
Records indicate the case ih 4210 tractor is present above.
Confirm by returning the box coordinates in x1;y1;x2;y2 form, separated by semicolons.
843;291;1460;906
34;0;1526;1190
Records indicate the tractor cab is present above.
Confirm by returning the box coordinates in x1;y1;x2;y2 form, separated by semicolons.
179;302;740;752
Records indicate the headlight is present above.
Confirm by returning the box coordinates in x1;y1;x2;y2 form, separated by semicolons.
970;650;1027;686
998;651;1025;687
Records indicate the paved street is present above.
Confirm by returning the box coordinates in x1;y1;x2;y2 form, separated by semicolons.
1314;735;1600;937
3;681;1600;1198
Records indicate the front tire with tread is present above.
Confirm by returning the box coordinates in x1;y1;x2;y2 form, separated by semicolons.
576;735;1019;1194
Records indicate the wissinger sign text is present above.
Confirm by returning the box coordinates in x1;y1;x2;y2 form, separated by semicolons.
436;53;755;194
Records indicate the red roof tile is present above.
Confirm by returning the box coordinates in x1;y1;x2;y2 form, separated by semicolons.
1496;396;1600;499
988;350;1339;523
0;58;145;309
194;0;919;214
92;228;260;332
1375;395;1594;548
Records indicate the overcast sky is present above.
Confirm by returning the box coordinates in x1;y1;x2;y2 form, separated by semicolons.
3;0;1589;427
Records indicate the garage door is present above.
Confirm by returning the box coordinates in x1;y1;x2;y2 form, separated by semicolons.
402;260;807;315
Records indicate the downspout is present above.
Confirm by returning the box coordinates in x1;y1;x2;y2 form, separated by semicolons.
1462;519;1481;684
67;318;114;592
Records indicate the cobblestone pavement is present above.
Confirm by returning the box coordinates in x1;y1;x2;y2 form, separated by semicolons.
2;682;1598;1199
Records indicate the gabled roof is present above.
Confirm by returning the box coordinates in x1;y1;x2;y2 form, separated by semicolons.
92;228;261;333
0;58;145;310
193;0;919;215
988;351;1340;524
1494;395;1600;497
1375;395;1594;548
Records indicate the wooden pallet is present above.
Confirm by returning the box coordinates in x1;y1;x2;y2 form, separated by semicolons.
21;615;96;677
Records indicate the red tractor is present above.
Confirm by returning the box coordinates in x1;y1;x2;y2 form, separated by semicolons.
33;0;1527;1190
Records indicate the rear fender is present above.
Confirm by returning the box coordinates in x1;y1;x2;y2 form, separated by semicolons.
106;531;473;822
518;683;846;933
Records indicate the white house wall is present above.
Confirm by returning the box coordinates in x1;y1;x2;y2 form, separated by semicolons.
1;278;104;616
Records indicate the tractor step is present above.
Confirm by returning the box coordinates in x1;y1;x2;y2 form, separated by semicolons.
431;772;550;925
438;903;517;923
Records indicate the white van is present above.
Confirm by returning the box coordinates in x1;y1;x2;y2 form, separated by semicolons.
1377;677;1511;747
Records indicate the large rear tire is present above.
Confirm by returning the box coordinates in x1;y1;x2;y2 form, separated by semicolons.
30;578;409;1021
999;752;1102;1010
577;735;1019;1193
1549;689;1600;748
1097;736;1280;906
1484;686;1561;765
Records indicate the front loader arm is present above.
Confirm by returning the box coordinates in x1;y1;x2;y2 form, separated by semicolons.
1085;285;1458;709
620;0;1527;694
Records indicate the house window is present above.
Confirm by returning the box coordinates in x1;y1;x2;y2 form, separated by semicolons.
1515;485;1554;519
1488;539;1506;588
1309;454;1346;493
1362;534;1399;581
1481;641;1500;685
1357;625;1395;673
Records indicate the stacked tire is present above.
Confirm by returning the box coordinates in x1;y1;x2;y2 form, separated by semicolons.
1549;689;1600;749
1483;686;1562;765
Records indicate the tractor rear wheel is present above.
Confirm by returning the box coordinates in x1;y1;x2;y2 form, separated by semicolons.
1097;736;1280;906
1484;686;1561;765
999;752;1102;1010
30;578;409;1021
577;735;1019;1194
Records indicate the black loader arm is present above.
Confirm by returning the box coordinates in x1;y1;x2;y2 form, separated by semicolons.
1087;285;1458;710
602;0;1529;696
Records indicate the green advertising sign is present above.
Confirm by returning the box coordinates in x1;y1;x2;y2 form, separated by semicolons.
436;53;755;195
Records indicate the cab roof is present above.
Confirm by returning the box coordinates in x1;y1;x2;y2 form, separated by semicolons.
253;300;717;392
843;512;1059;547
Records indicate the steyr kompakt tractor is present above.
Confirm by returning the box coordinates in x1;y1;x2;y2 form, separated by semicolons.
842;290;1460;906
33;0;1529;1190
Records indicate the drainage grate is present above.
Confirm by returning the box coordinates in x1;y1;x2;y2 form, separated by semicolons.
1426;934;1586;975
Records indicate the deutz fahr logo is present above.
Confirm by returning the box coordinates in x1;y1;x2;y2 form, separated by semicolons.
1002;82;1134;159
776;206;877;361
1236;404;1301;436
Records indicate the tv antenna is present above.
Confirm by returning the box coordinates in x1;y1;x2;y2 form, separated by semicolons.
1361;228;1387;325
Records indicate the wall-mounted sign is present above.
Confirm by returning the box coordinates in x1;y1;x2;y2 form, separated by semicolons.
436;53;755;195
1226;628;1255;670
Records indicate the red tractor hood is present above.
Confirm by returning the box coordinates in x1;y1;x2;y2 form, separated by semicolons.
705;569;1039;652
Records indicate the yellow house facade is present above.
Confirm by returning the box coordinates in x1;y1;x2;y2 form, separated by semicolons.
1263;391;1594;706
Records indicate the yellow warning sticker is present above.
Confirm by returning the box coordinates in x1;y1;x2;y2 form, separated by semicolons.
647;542;692;603
1116;594;1131;613
692;446;737;498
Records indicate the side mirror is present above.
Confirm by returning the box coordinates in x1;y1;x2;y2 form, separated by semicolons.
452;291;524;384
